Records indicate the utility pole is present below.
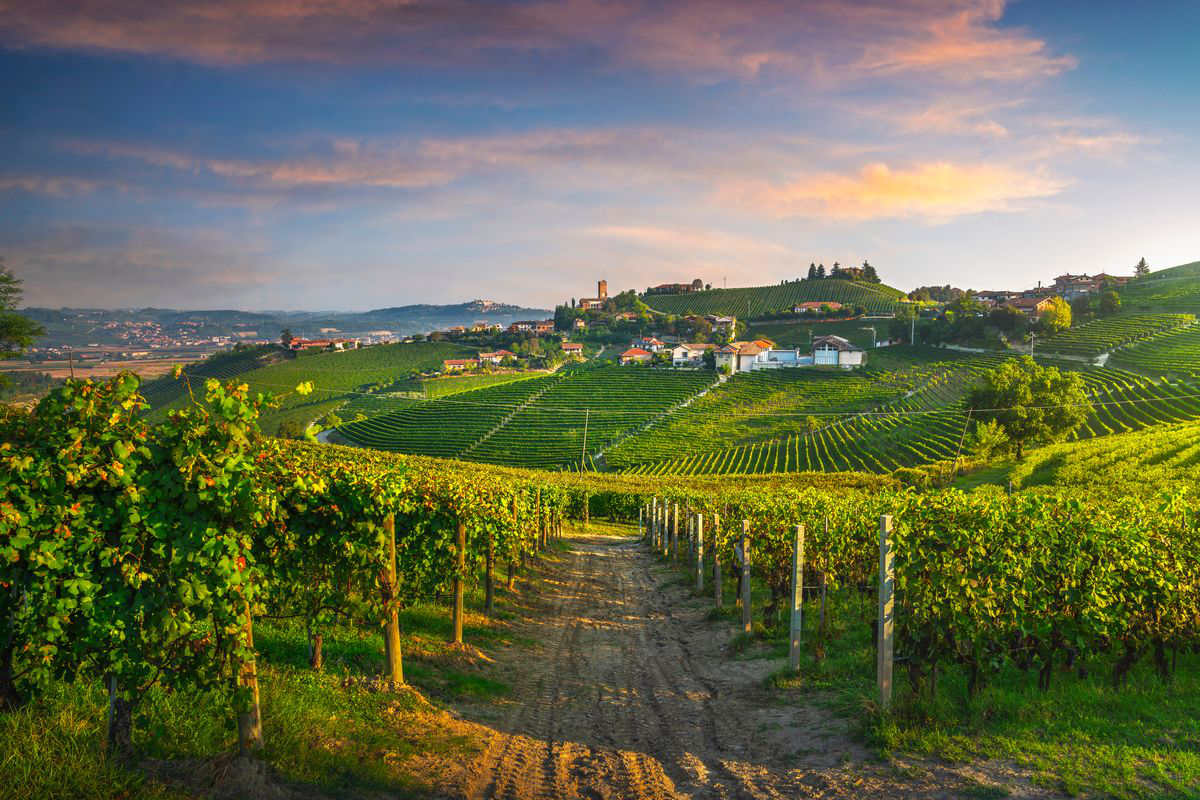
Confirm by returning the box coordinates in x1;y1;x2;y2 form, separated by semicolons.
860;326;876;348
1030;332;1035;358
580;408;589;472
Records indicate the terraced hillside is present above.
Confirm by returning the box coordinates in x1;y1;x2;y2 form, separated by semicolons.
139;345;284;408
621;358;1200;476
336;364;715;468
145;340;477;433
643;279;904;318
1033;313;1193;358
1108;323;1200;376
1120;260;1200;313
603;362;944;470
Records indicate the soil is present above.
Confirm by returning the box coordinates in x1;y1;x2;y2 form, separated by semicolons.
438;534;1065;800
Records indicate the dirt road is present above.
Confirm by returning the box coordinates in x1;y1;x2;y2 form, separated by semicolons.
450;534;1056;800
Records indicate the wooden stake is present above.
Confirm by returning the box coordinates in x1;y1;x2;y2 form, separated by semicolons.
381;514;404;684
740;519;752;634
789;524;805;672
877;514;894;710
672;503;680;560
452;518;466;645
237;599;264;754
485;528;495;616
695;513;705;593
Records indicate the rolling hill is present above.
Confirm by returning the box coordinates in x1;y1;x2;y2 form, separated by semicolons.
641;278;905;318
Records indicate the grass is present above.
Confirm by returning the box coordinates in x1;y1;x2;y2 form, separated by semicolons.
0;559;545;800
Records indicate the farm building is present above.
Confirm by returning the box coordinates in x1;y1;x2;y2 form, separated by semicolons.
478;350;515;365
561;342;584;357
812;335;865;368
619;347;653;365
443;358;480;372
1007;296;1057;318
792;301;843;313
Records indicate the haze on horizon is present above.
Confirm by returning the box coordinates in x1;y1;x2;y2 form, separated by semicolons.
1;0;1198;311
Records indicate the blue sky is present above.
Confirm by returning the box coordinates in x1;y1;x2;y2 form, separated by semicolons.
1;0;1197;310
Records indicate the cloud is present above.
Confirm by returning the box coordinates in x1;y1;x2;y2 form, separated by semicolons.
0;0;1072;85
719;161;1067;222
5;224;279;307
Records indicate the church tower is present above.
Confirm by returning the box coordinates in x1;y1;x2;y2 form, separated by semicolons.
598;279;608;299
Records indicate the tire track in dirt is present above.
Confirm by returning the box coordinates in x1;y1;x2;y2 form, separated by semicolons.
454;534;1068;800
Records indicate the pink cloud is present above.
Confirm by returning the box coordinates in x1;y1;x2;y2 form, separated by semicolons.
0;1;1073;85
719;161;1067;222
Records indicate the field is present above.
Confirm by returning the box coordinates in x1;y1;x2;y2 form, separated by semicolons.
1119;259;1200;313
1108;322;1200;376
1032;313;1194;358
142;341;478;433
336;364;715;468
642;278;904;318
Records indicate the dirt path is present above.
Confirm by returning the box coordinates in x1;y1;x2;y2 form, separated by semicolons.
447;534;1060;800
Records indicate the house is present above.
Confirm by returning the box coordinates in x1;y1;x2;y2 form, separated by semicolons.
508;321;534;333
619;347;653;365
638;337;666;353
715;342;762;374
793;301;843;314
561;342;584;357
478;349;515;365
670;342;715;366
448;325;466;335
613;311;638;321
290;338;359;351
1007;296;1057;318
533;320;555;334
573;318;587;330
709;315;737;334
443;358;479;372
578;279;609;311
812;335;865;368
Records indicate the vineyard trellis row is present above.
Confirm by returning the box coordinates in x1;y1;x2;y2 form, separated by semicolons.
0;374;569;761
637;485;1200;703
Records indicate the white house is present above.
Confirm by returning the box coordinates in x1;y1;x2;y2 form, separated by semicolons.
638;336;667;353
671;342;715;366
812;335;865;368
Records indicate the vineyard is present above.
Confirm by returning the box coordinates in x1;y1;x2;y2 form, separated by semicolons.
4;372;1199;799
337;365;715;469
1032;313;1194;358
623;360;1200;476
642;279;904;318
1108;322;1200;376
1119;259;1200;313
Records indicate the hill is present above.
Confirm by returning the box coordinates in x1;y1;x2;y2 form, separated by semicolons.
640;278;904;318
1117;259;1200;314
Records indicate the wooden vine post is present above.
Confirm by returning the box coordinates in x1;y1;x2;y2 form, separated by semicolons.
381;513;404;685
661;502;670;558
672;503;680;560
509;495;519;590
639;505;644;540
713;513;723;608
237;598;264;755
788;524;805;672
877;514;895;710
583;491;589;530
485;526;495;616
695;513;705;593
740;519;752;634
452;517;466;645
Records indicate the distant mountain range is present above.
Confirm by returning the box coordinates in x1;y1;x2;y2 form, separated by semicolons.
20;300;553;349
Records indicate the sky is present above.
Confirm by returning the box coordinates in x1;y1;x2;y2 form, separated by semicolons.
1;0;1198;311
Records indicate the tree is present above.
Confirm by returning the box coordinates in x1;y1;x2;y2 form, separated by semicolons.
0;262;44;362
968;419;1009;459
967;356;1090;458
1039;296;1071;333
861;260;879;283
280;328;294;349
1100;290;1121;315
807;263;817;280
1070;294;1092;321
816;263;826;279
1134;257;1150;277
701;348;716;370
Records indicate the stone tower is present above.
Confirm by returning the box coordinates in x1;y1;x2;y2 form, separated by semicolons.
598;279;608;299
